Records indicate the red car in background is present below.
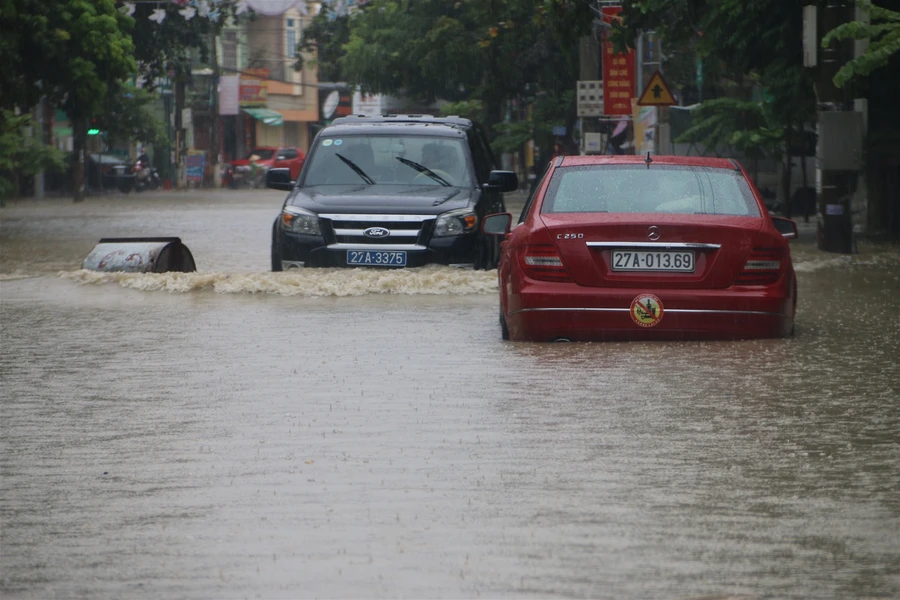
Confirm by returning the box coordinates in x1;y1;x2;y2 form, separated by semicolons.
482;154;799;342
224;146;305;188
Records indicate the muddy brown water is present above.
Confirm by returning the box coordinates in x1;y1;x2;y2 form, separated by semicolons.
1;190;898;599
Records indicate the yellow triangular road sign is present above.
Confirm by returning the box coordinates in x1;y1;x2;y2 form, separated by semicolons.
637;71;676;106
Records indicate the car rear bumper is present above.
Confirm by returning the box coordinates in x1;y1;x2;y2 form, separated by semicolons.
506;282;795;341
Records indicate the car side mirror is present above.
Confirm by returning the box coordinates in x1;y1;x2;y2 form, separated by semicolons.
771;216;798;239
266;167;294;191
482;213;512;236
486;170;519;193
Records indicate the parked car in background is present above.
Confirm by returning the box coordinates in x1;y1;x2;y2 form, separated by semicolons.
483;154;799;342
44;152;135;194
266;114;518;270
86;153;135;193
224;146;305;188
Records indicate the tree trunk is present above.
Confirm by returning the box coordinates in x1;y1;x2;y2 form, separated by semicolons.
72;114;87;203
801;140;810;223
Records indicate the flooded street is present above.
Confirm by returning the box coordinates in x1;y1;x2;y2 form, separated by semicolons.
2;190;899;599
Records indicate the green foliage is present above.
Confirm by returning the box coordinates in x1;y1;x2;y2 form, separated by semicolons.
101;87;166;148
674;97;782;159
340;1;485;104
439;100;486;124
130;2;212;87
0;0;138;200
297;9;351;82
0;110;65;200
34;0;137;117
335;0;581;143
614;0;816;171
492;88;574;154
822;1;900;87
491;121;534;155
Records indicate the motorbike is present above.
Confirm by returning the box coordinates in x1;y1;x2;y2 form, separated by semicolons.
133;155;161;192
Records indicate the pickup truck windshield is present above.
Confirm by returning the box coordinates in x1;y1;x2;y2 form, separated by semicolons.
304;135;472;187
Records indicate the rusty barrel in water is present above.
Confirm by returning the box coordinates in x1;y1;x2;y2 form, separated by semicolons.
82;237;196;273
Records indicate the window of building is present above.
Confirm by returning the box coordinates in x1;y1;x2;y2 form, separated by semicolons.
223;31;237;71
286;28;296;58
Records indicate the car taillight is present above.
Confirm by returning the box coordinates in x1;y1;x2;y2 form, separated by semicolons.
734;247;784;285
520;244;572;282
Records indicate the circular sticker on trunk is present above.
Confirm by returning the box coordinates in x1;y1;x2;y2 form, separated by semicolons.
630;294;664;327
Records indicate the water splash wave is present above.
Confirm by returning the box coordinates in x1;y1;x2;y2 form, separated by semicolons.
60;265;499;296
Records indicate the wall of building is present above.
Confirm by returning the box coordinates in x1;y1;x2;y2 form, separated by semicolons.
245;8;318;154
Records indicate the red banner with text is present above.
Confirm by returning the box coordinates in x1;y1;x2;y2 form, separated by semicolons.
601;6;635;116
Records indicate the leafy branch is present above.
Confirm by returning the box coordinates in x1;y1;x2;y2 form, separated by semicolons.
822;0;900;87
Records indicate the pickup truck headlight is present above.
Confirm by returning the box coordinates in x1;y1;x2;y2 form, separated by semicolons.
281;206;321;236
434;208;477;237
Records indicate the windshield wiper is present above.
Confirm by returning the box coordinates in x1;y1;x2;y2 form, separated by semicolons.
396;157;451;187
335;153;375;185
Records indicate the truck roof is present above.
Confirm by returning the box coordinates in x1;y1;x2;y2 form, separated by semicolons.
319;120;468;139
331;114;474;128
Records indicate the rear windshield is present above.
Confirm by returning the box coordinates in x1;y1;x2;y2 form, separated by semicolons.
542;165;761;217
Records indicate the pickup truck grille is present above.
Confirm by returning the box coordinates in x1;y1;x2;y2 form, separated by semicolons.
320;213;435;248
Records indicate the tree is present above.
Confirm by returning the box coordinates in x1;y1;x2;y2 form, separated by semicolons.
331;0;583;175
613;0;816;214
129;3;213;91
1;0;137;202
674;97;782;186
100;86;167;150
296;6;352;82
0;110;65;203
822;0;900;86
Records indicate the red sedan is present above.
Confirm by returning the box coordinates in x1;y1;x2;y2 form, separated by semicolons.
483;155;799;342
224;146;306;188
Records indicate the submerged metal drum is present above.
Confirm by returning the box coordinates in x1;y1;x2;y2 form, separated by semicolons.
82;237;196;273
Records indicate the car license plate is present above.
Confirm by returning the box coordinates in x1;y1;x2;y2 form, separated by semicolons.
347;250;407;266
612;250;694;272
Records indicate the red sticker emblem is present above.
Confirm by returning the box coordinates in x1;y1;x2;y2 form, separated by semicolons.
630;294;664;327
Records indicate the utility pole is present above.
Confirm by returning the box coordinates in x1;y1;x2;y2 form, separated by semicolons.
209;27;221;188
813;0;861;253
175;76;186;189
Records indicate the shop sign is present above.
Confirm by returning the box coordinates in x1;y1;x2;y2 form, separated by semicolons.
240;68;269;107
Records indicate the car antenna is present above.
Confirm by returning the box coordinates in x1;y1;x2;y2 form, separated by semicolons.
644;152;653;169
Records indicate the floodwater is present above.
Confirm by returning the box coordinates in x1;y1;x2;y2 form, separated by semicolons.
1;190;898;600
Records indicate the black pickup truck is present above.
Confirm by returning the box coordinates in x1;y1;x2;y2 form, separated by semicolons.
267;114;518;270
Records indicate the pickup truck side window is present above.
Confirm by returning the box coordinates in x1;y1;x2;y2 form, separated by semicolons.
280;148;298;160
466;130;490;184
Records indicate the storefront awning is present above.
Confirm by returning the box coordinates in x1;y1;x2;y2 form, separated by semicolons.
242;108;284;126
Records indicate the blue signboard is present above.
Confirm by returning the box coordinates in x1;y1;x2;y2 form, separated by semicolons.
186;152;205;183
